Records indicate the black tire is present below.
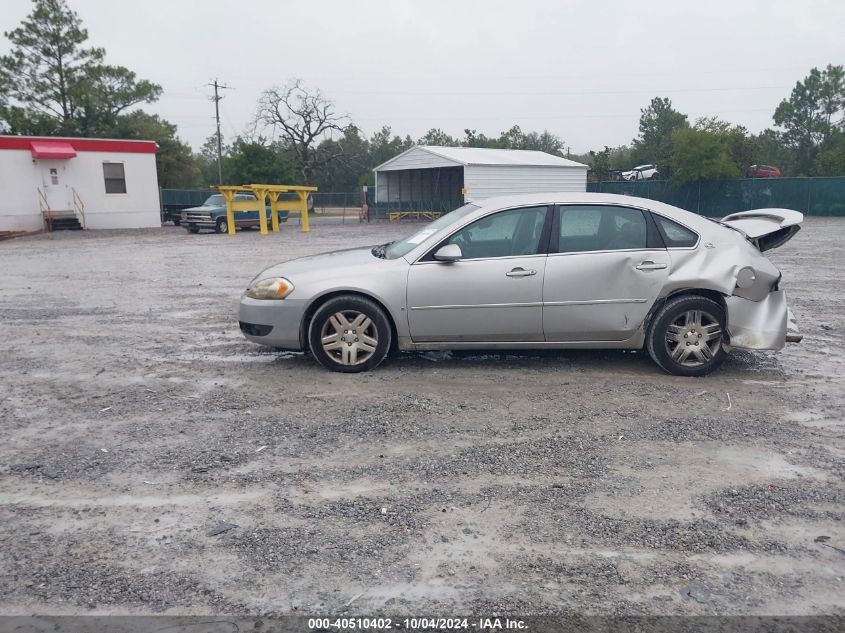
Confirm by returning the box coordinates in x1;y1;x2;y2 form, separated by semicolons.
308;295;392;373
215;217;229;234
188;226;200;234
647;295;727;377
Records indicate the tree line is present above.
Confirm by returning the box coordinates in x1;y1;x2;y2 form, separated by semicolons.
2;0;844;193
590;67;845;185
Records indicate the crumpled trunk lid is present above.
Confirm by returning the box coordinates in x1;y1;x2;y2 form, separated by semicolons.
720;208;803;252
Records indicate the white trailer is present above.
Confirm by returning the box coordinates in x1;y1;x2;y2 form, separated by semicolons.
0;135;161;232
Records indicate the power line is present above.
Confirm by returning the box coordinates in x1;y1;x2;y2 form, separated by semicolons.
297;85;792;97
163;84;790;99
162;62;820;88
351;108;777;122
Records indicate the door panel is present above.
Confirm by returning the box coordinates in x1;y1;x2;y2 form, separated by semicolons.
408;255;547;342
543;204;669;341
543;250;669;341
41;162;69;210
407;204;551;342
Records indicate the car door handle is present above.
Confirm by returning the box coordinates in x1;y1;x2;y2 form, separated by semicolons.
635;261;668;271
506;267;537;277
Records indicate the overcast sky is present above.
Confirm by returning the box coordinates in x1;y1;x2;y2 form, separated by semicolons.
2;0;844;153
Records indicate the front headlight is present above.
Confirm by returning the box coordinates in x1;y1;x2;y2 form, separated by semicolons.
246;277;294;300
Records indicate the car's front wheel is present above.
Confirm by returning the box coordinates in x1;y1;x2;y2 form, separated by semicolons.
216;217;229;234
647;295;726;376
308;295;392;373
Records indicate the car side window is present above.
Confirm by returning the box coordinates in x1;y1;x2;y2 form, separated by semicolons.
446;206;548;259
557;205;648;253
654;215;698;247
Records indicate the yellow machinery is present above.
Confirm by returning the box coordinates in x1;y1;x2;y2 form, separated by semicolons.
213;184;318;236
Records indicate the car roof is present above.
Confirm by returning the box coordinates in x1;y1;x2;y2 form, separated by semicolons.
471;192;707;226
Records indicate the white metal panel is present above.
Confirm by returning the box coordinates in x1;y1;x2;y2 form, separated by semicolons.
422;146;587;168
463;165;587;201
374;145;589;172
374;146;458;172
0;149;47;231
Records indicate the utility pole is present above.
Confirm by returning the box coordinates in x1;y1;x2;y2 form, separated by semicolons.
208;79;230;185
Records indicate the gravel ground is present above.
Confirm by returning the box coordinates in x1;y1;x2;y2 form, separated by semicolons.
0;217;843;616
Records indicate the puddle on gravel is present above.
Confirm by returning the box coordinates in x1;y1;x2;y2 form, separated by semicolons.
787;409;845;429
147;351;306;364
0;488;268;508
585;443;829;521
363;581;463;606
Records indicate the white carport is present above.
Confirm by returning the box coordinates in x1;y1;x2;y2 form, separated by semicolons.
373;145;587;206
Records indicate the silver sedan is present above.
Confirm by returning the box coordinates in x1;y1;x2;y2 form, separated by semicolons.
238;193;803;375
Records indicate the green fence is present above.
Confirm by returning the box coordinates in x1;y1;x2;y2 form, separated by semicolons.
159;188;214;209
587;177;845;217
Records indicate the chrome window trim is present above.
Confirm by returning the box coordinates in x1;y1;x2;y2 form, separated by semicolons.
547;247;666;259
413;253;547;266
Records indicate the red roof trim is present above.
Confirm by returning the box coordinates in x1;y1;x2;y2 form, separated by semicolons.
30;140;77;159
0;136;157;154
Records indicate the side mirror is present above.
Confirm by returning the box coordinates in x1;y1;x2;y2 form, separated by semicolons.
433;244;463;262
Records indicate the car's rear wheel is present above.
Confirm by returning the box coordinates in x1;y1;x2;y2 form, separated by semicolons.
647;295;726;377
308;295;392;373
216;217;229;234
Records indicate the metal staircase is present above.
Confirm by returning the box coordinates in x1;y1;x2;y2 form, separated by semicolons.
38;187;86;231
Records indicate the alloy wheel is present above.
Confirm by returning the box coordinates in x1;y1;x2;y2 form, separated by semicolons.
664;309;723;367
320;310;379;366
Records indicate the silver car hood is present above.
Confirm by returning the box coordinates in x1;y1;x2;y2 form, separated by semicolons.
256;246;383;280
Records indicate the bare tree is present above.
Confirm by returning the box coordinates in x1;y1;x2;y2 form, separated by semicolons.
255;79;350;185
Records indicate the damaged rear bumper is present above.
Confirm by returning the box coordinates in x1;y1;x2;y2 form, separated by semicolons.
725;290;801;351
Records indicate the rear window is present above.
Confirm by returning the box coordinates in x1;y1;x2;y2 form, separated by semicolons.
655;216;698;247
557;205;648;253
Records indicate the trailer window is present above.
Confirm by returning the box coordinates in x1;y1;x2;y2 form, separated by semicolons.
103;163;127;194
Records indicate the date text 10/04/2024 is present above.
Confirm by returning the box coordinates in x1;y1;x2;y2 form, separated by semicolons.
307;617;527;630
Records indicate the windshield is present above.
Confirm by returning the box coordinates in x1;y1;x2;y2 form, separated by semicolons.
383;204;480;259
204;195;225;207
